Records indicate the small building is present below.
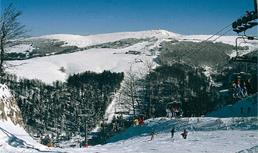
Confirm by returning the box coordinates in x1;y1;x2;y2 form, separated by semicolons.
166;101;182;118
125;50;141;55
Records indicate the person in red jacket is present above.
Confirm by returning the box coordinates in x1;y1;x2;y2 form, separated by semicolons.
139;117;144;125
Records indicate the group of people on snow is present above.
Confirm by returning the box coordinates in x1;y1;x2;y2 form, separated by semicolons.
133;116;144;126
150;127;188;141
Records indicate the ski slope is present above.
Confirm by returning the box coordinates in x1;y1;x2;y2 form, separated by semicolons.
0;120;48;153
1;84;258;153
207;94;258;118
1;117;257;153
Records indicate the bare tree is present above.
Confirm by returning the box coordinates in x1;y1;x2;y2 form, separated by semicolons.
144;59;155;75
0;4;26;76
120;67;140;116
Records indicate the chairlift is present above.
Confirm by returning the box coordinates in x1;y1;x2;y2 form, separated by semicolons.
230;72;252;81
228;34;257;99
166;101;181;109
224;1;258;104
230;72;252;99
230;36;257;63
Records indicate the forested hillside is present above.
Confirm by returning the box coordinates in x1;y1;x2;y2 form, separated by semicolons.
0;71;123;143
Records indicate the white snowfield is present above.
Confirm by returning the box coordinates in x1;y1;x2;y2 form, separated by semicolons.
0;84;12;99
6;44;34;53
6;30;258;84
37;30;180;48
0;117;257;153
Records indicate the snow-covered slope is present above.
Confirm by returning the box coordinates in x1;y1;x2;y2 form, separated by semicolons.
6;30;258;84
7;45;154;84
6;44;34;53
37;30;180;48
0;84;12;99
103;117;258;153
7;30;170;84
1;117;257;153
5;30;258;125
206;94;258;118
0;120;48;153
97;130;258;153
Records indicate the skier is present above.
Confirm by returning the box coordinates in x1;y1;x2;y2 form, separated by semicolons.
171;127;175;138
150;131;155;141
181;129;188;139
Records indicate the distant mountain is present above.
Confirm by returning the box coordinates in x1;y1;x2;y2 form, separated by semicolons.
5;30;258;84
36;30;180;48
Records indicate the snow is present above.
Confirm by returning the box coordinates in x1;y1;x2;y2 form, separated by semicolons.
56;130;257;153
37;30;180;48
100;130;258;153
6;30;258;84
1;117;257;153
2;30;258;153
206;94;258;117
203;65;213;78
180;34;256;46
6;47;153;84
5;30;258;129
0;84;12;99
1;85;258;153
0;120;48;153
6;40;156;84
6;44;34;53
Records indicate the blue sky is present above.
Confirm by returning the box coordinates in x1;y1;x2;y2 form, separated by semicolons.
1;0;257;36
